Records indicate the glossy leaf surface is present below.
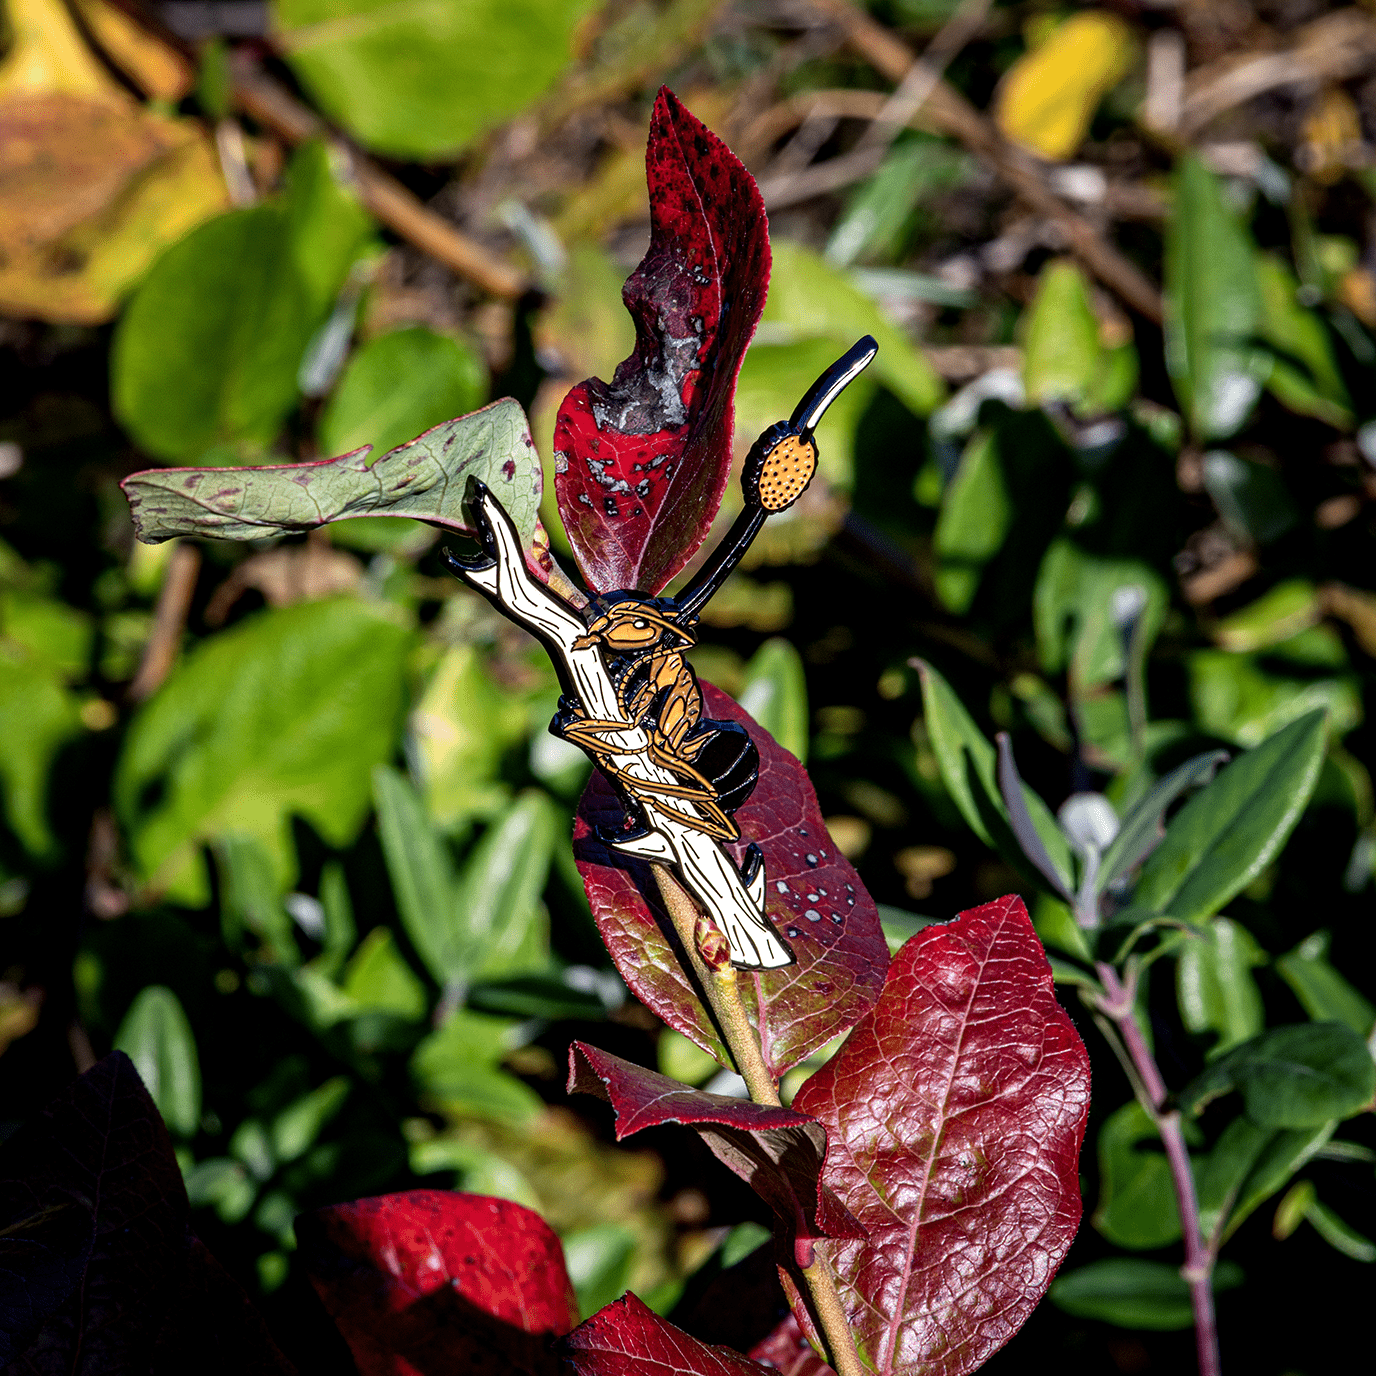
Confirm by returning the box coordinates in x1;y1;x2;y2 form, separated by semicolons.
1275;931;1376;1036
123;399;541;551
300;1189;578;1376
568;1042;863;1251
553;88;769;594
1180;1022;1375;1128
1132;708;1326;924
574;684;887;1076
1091;1103;1183;1250
564;1293;771;1376
791;895;1090;1376
112;984;201;1138
0;1052;292;1374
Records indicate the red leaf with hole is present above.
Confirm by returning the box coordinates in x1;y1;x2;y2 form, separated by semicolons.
567;1042;863;1260
564;1293;772;1375
552;87;769;594
0;1052;293;1375
299;1190;577;1376
574;684;888;1077
787;896;1090;1376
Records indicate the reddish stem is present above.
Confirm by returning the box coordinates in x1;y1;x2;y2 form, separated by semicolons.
1096;963;1221;1376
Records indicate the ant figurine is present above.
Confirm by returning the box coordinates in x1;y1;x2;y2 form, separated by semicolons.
444;336;877;969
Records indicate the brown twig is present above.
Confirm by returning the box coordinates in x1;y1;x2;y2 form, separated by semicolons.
128;541;201;702
228;52;528;300
803;0;1163;323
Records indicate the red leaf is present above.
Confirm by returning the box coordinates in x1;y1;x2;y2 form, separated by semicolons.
568;1042;864;1257
574;684;888;1078
552;87;770;594
0;1052;293;1375
789;896;1091;1376
299;1189;577;1376
748;1315;835;1376
564;1293;773;1376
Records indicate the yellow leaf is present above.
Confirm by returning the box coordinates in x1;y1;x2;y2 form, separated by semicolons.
995;11;1136;162
0;95;228;322
1300;86;1363;186
0;0;125;101
73;0;195;102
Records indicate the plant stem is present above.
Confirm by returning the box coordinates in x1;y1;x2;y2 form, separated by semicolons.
1096;963;1220;1376
652;866;865;1376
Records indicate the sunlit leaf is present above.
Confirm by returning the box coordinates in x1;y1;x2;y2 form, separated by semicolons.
112;985;201;1139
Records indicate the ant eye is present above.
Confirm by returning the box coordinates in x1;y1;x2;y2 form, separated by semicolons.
633;619;647;629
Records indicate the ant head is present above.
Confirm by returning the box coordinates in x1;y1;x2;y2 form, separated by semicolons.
573;594;694;653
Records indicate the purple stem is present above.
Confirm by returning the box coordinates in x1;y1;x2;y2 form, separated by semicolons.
1096;963;1221;1376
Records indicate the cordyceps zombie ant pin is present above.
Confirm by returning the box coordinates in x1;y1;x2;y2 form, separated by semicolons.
443;336;878;971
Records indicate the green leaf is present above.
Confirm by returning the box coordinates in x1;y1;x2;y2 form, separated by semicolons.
1213;580;1321;654
1049;1258;1243;1330
1275;931;1376;1037
116;599;410;904
466;972;606;1022
274;0;599;161
1196;1114;1335;1244
113;985;202;1138
1097;749;1229;892
269;1075;350;1163
914;659;1073;889
1033;538;1167;686
933;429;1010;614
1132;709;1327;924
562;1222;639;1320
112;206;316;463
1305;1198;1376;1262
282;140;376;318
410;1008;541;1124
457;790;556;982
1176;916;1266;1056
340;926;427;1019
1199;450;1298;546
1181;1023;1376;1128
1022;260;1102;410
1092;1102;1184;1250
371;765;462;986
1256;251;1352;429
1187;647;1360;749
123;397;542;550
213;834;300;965
318;327;487;467
316;859;357;975
1;589;93;680
0;647;83;857
737;637;808;763
1164;153;1268;441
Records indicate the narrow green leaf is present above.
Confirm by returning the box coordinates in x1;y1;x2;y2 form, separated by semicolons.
737;637;809;763
1164;153;1268;441
1133;708;1327;923
1180;1022;1376;1128
316;859;357;975
914;659;1073;888
1305;1199;1376;1262
410;1008;541;1125
1276;931;1376;1037
1256;251;1352;429
113;985;202;1138
123;398;542;550
1097;749;1229;891
282;139;376;317
269;1076;350;1163
371;765;462;986
933;430;1010;614
1092;1102;1184;1250
1197;1115;1335;1243
213;834;299;965
1175;916;1266;1056
1023;260;1102;410
0;648;82;858
457;790;556;982
1049;1258;1243;1330
562;1223;639;1320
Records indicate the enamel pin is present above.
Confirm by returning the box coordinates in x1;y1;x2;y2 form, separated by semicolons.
444;335;878;970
